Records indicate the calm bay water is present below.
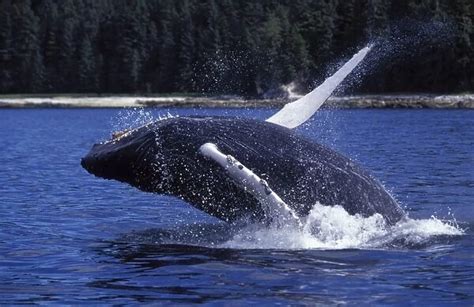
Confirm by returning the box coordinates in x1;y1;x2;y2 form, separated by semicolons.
0;108;473;304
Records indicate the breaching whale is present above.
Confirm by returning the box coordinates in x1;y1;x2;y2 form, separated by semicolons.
81;46;406;225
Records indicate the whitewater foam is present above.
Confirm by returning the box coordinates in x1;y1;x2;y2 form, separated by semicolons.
111;108;155;133
219;203;464;250
110;108;178;138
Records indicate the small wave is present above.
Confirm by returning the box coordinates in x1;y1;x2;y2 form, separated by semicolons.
219;203;464;250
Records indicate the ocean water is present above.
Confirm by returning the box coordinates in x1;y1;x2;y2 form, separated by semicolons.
0;108;472;304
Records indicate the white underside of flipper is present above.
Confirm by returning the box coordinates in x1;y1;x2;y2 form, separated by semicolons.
266;45;372;129
199;143;301;227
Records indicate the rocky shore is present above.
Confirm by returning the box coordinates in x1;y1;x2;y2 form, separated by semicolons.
327;95;474;109
0;94;473;109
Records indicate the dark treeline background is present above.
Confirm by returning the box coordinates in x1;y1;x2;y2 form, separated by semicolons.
0;0;472;96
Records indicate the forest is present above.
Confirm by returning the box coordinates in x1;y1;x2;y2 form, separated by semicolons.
0;0;472;96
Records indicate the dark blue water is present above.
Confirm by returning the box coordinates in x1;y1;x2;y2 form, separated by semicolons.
0;108;472;304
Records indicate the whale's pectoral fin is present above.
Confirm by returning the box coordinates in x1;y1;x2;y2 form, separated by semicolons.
266;45;372;129
199;143;301;227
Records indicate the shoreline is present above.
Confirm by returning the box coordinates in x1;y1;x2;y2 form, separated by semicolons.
0;94;473;109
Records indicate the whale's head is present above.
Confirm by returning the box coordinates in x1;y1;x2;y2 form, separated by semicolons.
81;117;186;194
80;116;284;221
80;116;266;195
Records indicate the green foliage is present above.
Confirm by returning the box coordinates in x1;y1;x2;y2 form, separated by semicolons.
11;0;45;92
78;35;97;92
176;0;196;91
0;0;473;94
0;0;13;93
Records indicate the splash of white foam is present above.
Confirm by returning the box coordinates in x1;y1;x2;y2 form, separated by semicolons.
111;109;178;136
281;82;304;100
112;108;155;133
220;203;464;250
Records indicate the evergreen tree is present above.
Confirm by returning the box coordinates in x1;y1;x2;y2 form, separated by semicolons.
30;50;45;92
366;0;390;39
219;0;240;50
115;0;149;92
11;0;45;92
204;0;221;53
282;25;310;84
157;0;178;92
57;0;77;91
334;0;358;52
259;10;284;91
305;0;336;73
36;0;59;92
0;0;13;93
449;0;473;90
78;35;97;92
143;19;159;93
176;0;196;91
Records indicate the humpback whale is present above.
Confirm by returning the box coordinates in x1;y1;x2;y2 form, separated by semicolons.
81;46;406;225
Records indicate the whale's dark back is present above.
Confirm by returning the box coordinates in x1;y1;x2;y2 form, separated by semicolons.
82;116;405;225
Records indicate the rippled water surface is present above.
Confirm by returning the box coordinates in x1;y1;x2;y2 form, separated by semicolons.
0;108;473;304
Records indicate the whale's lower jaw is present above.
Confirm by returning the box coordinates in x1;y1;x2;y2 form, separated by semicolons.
81;116;405;226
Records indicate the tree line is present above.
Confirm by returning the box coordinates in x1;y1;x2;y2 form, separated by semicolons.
0;0;472;96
